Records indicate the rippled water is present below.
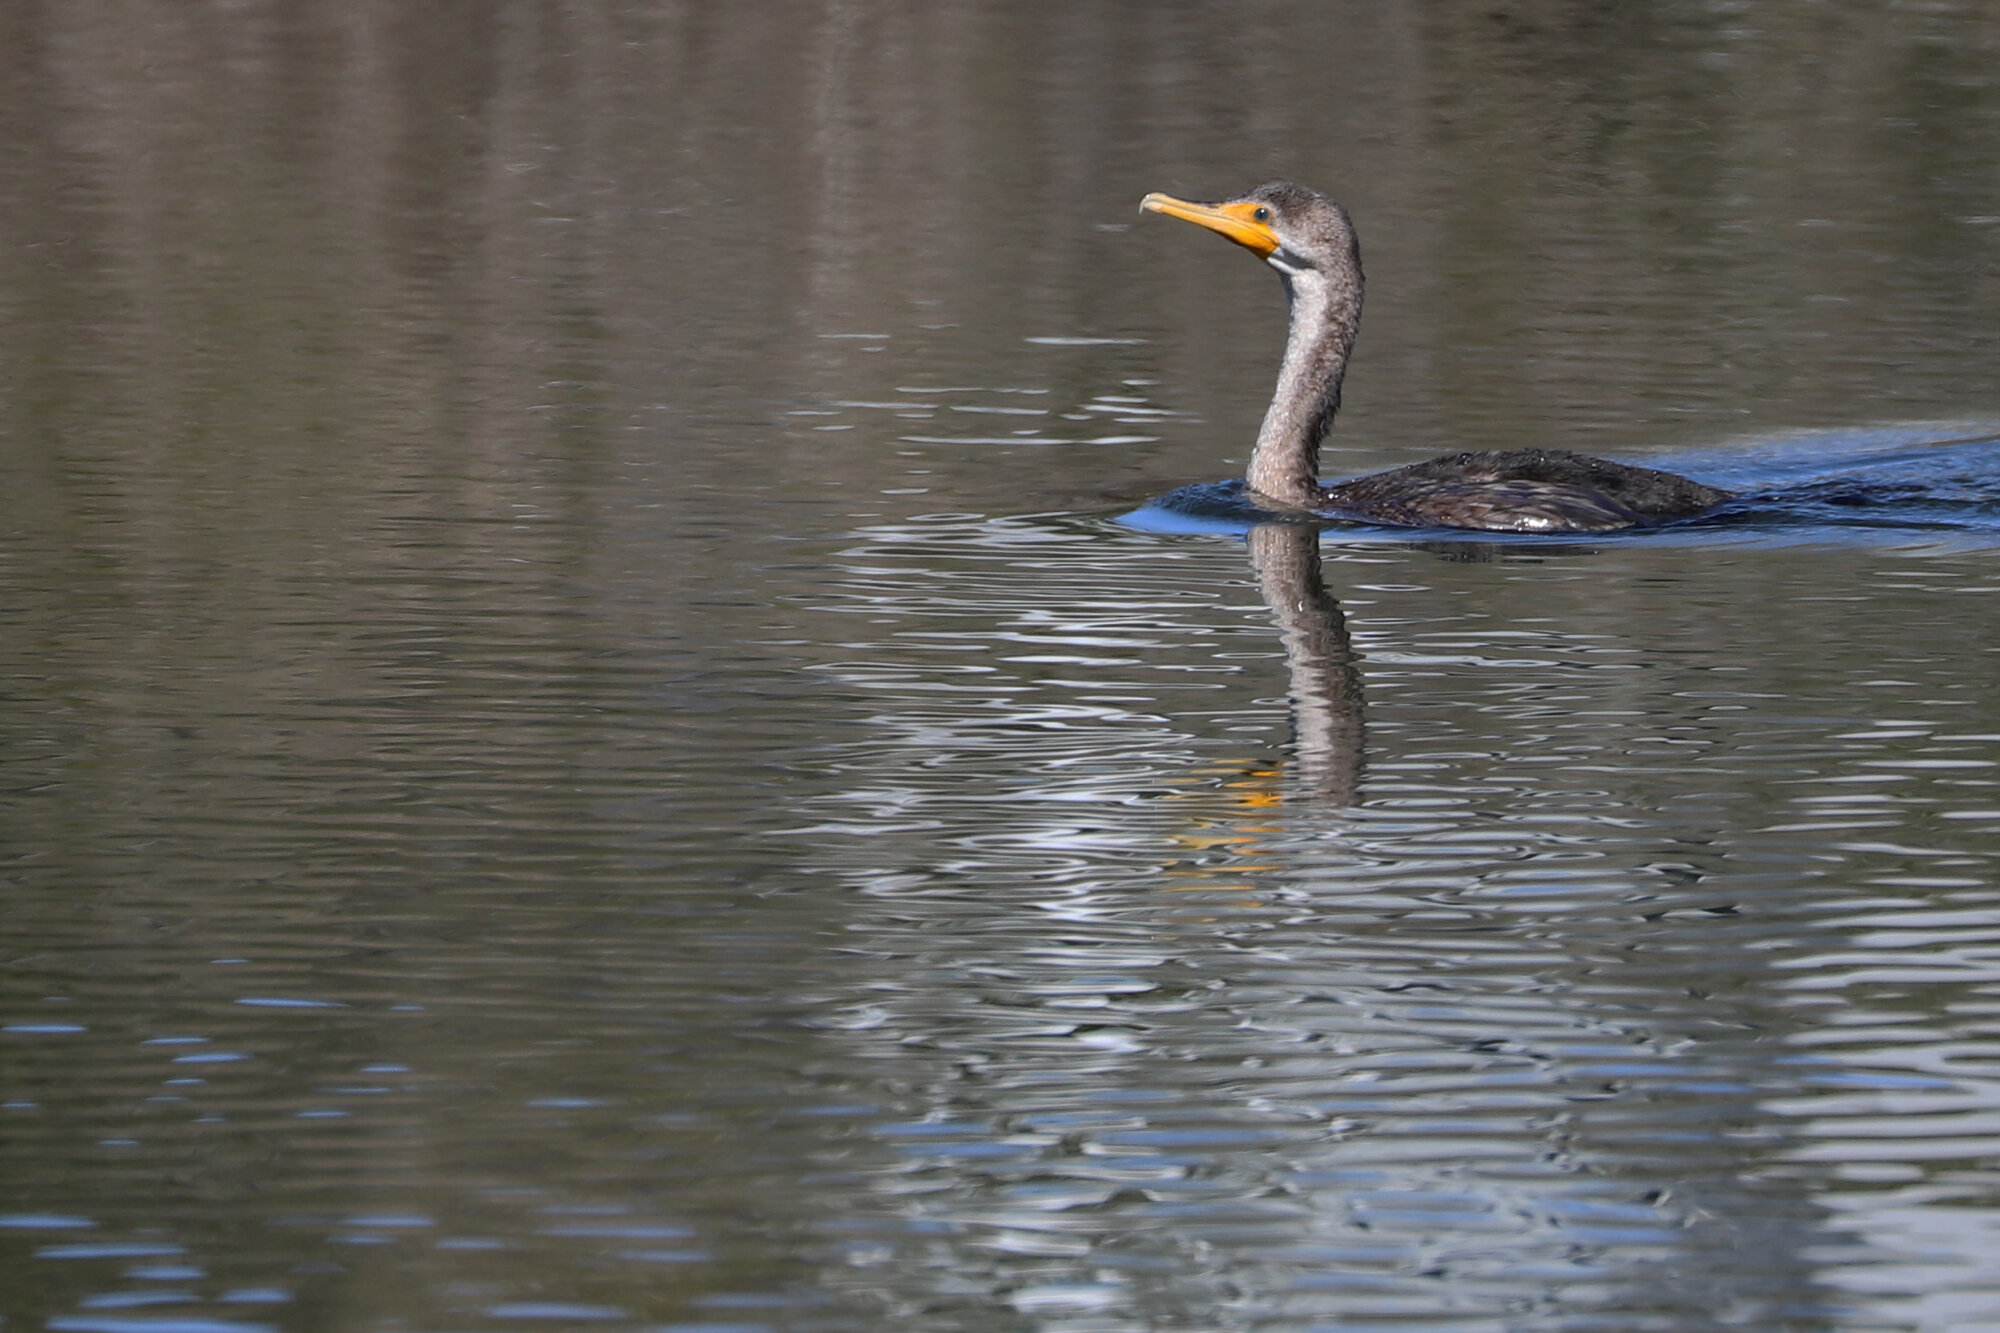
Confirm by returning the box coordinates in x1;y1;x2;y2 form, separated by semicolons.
6;4;2000;1332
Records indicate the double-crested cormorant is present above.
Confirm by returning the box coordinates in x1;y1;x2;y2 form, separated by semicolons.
1142;182;1732;532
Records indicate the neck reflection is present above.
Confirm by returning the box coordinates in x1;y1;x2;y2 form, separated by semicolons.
1245;523;1365;805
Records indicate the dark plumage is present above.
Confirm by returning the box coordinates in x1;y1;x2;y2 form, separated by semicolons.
1141;181;1732;533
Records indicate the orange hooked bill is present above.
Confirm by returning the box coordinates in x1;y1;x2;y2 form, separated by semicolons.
1140;192;1282;258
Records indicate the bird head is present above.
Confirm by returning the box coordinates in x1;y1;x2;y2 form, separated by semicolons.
1141;181;1355;280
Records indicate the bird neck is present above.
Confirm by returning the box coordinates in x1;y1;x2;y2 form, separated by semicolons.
1248;271;1361;509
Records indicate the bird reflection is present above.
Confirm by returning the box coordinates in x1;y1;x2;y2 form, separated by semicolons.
1244;522;1365;804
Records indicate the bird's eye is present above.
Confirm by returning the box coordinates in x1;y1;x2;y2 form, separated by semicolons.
1252;207;1271;222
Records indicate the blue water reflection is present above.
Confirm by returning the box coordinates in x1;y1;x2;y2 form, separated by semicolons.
768;498;2000;1329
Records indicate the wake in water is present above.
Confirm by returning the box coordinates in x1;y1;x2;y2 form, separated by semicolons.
1124;423;2000;549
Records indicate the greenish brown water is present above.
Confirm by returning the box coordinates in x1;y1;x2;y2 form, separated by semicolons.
4;4;2000;1331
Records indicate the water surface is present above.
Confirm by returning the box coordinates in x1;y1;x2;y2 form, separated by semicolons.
4;4;2000;1331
